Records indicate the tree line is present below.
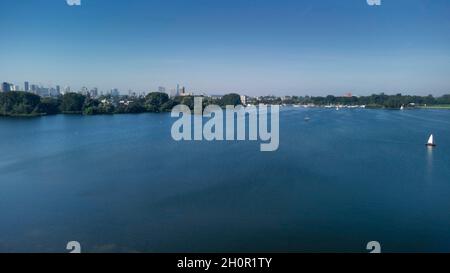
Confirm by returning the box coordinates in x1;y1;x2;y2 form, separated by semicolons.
0;91;242;117
279;93;450;108
1;91;450;117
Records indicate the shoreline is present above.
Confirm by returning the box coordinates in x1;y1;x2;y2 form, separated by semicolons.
1;91;450;117
1;105;450;118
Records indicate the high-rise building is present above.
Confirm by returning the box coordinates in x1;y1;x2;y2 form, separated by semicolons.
50;87;59;97
56;85;61;94
175;84;188;96
38;87;50;97
110;88;120;97
31;84;38;94
24;81;30;92
178;86;192;97
90;87;99;98
2;82;11;92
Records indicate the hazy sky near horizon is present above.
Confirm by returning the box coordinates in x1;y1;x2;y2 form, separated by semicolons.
1;0;450;96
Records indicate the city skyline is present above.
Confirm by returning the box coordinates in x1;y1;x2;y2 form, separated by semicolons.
0;79;191;97
1;0;450;96
3;78;450;98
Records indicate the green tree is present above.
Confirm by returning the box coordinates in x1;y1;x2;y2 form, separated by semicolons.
115;102;146;114
82;97;101;115
220;93;242;106
0;92;41;116
37;97;61;115
173;96;195;110
145;92;170;112
61;93;86;113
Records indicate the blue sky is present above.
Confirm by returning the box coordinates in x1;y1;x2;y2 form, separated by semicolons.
1;0;450;96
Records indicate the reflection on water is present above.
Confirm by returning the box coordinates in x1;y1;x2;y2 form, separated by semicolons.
427;146;435;182
426;146;434;183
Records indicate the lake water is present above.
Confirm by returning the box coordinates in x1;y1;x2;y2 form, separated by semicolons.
1;108;450;253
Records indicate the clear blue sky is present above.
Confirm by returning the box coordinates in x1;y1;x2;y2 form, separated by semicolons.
1;0;450;96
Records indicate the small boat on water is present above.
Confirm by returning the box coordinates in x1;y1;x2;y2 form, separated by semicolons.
426;134;436;147
400;105;404;110
304;117;311;121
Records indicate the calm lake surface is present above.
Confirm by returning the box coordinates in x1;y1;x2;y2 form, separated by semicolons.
1;108;450;253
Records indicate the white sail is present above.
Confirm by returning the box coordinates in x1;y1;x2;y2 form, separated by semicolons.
428;134;434;145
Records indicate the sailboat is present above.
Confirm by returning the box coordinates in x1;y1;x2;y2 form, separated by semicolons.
400;105;404;110
426;134;436;147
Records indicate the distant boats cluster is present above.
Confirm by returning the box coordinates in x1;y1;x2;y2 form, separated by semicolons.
295;103;438;148
290;104;367;109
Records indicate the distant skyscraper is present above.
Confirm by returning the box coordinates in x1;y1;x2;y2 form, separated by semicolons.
24;81;30;92
158;86;166;93
31;84;38;94
2;82;11;92
110;88;120;97
49;87;59;97
56;85;61;94
90;87;99;98
38;87;50;97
